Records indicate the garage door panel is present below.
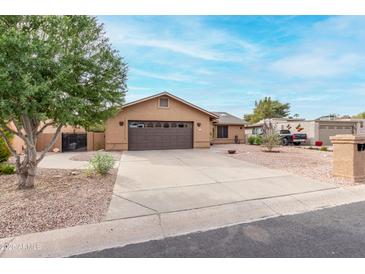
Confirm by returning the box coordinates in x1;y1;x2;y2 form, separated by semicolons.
128;121;193;151
319;127;353;146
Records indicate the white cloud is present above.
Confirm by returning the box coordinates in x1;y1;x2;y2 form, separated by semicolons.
290;95;329;102
103;17;263;63
131;68;192;82
269;16;365;79
122;37;222;61
270;53;362;78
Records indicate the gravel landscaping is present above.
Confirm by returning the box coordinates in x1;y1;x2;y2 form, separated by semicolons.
212;144;354;186
0;168;117;239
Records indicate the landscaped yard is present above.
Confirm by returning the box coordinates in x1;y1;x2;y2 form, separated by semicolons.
0;168;117;239
212;144;353;186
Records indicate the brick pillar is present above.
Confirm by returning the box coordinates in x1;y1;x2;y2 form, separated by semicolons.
330;135;365;183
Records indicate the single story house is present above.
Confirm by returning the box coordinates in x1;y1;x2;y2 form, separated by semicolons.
8;92;247;152
105;92;247;151
245;117;362;146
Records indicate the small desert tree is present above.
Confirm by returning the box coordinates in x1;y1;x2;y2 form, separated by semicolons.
261;120;281;152
0;16;127;188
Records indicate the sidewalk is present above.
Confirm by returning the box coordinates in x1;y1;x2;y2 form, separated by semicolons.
1;184;365;258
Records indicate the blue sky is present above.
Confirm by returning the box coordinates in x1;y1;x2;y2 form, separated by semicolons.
98;16;365;119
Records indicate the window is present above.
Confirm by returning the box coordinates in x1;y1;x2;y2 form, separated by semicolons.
217;125;228;138
147;122;154;128
163;122;170;128
159;98;169;108
253;127;263;135
171;122;177;128
129;122;144;128
155;122;162;128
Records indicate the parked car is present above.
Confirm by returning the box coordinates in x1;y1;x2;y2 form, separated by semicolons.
278;130;307;146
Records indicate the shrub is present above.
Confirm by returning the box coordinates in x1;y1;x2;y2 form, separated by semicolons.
88;153;115;176
248;136;256;145
0;163;16;175
254;136;263;145
320;146;328;151
261;133;281;152
0;131;12;162
260;120;280;152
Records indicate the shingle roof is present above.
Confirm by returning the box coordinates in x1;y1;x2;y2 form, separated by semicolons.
212;112;247;126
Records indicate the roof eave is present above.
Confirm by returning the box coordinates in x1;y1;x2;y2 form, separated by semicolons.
122;92;219;119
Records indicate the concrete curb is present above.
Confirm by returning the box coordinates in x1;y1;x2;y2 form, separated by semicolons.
2;186;365;258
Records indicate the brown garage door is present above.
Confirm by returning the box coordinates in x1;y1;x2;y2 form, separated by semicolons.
128;121;193;151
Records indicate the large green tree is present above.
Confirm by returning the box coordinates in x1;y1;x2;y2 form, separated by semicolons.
244;97;290;124
0;16;127;188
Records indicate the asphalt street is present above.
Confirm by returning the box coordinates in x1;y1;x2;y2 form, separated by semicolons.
74;201;365;258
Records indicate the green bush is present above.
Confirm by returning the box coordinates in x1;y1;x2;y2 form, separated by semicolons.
88;153;115;176
0;131;12;162
254;135;263;145
0;163;16;175
320;146;328;151
248;136;256;145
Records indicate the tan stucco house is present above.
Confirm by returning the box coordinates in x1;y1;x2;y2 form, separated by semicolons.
105;92;220;151
9;92;247;152
105;92;247;151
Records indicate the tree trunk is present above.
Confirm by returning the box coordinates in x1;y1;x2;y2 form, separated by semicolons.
18;165;37;189
17;146;38;189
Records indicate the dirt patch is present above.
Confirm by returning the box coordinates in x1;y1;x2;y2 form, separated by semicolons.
0;168;117;239
69;151;122;162
212;144;354;186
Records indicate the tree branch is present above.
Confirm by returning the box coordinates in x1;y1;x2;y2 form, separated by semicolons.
1;122;21;137
1;120;31;146
36;124;62;164
36;121;55;136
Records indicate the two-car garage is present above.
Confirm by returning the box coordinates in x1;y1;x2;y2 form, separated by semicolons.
128;121;193;151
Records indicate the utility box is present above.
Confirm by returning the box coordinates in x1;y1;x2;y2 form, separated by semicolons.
330;135;365;183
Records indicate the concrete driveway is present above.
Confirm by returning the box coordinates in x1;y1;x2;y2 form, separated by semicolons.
105;149;336;220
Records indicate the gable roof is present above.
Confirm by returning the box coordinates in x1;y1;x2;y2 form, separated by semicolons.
123;92;219;118
212;112;247;126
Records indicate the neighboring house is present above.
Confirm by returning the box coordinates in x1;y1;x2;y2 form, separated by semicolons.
211;112;246;144
245;121;264;137
245;117;361;146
